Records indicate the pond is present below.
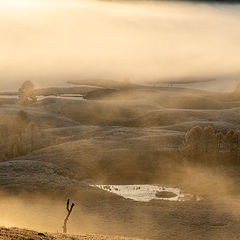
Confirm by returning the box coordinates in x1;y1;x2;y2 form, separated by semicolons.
0;94;85;101
93;184;200;202
37;94;85;101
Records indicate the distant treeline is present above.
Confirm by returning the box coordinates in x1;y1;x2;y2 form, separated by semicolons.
183;126;240;164
0;111;61;160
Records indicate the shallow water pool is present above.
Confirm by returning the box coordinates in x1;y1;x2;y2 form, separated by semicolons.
0;94;85;101
93;184;197;202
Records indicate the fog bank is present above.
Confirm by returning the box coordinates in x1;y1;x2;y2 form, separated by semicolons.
0;0;240;90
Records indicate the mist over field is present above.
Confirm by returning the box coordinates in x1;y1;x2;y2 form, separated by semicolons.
1;1;240;240
0;0;240;91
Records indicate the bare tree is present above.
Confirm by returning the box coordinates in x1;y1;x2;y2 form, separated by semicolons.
63;199;75;234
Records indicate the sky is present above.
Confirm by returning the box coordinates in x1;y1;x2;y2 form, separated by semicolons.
0;0;240;91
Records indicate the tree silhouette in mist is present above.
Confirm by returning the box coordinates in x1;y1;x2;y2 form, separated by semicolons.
63;199;75;234
18;80;37;104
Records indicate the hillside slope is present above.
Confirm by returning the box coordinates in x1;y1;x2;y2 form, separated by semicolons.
0;227;142;240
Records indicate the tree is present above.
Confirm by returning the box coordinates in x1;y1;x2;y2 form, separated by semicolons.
225;129;235;152
216;132;224;152
235;131;240;160
63;199;75;234
24;122;39;152
15;110;30;129
16;110;29;122
7;134;20;158
185;126;202;154
201;126;216;153
18;80;37;104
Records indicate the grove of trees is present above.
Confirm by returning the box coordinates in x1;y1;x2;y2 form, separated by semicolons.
0;110;45;159
183;126;240;163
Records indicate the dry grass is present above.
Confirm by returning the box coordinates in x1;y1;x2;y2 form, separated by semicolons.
0;227;143;240
1;86;240;240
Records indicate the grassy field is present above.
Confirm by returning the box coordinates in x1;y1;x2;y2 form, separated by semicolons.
1;85;240;239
